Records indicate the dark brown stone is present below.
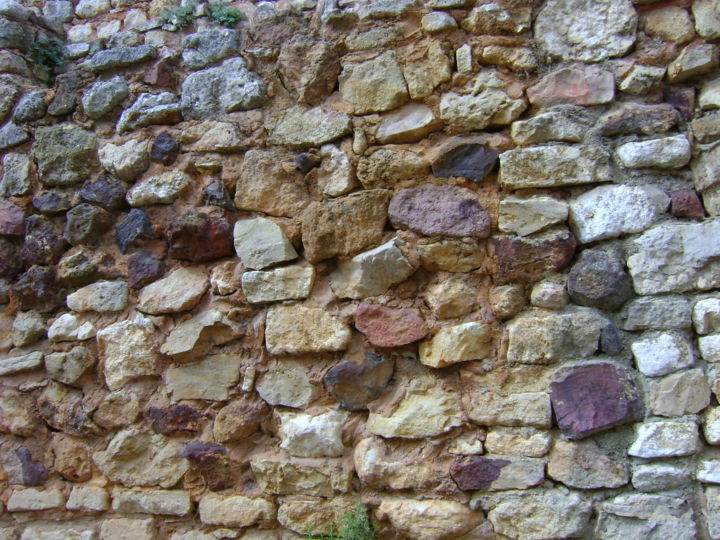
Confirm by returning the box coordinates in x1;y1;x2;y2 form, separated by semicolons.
79;174;128;210
0;199;25;236
432;143;499;182
0;238;22;279
354;303;428;347
324;351;394;411
148;405;203;435
150;131;178;164
37;381;102;437
598;103;678;136
567;250;633;311
183;441;234;491
671;189;705;220
21;215;67;266
550;363;643;440
127;250;163;288
167;210;234;262
389;184;492;238
183;441;226;465
12;265;63;312
16;447;48;486
213;395;269;442
116;208;155;253
294;152;321;174
450;457;510;491
277;36;341;105
202;179;235;210
664;86;695;121
64;203;113;246
49;434;93;483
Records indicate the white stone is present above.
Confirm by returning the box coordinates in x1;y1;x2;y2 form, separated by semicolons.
97;315;158;390
693;144;720;191
698;460;720;484
569;184;669;244
317;144;357;197
100;518;155;540
615;135;691;169
75;0;109;18
419;322;493;368
628;421;700;458
0;351;43;376
8;488;65;511
632;462;692;492
233;217;297;270
631;331;694;377
705;407;720;445
375;103;441;144
99;139;149;182
126;171;192;206
422;11;457;32
648;368;711;417
530;281;568;309
456;44;472;73
510;107;587;146
111;489;191;516
619;64;666;95
693;0;720;40
462;3;530;34
278;410;348;458
138;267;208;315
67;23;93;42
256;359;313;408
328;239;415;300
705;486;720;540
48;313;96;341
67;280;128;313
700;334;720;362
198;495;276;527
97;20;120;39
694;298;720;334
499;195;568;236
376;498;483;540
596;494;696;540
242;265;314;304
66;486;110;512
20;523;96;540
166;354;242;401
485;427;552;458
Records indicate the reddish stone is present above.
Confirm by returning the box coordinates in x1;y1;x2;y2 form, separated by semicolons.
16;448;48;487
450;457;510;491
388;184;492;238
527;65;614;107
127;250;163;288
21;215;67;266
550;363;643;440
183;441;232;491
664;86;695;121
143;53;178;88
148;404;202;435
324;351;394;411
671;189;705;220
167;210;234;262
492;228;577;284
355;303;428;347
0;199;25;236
11;265;63;312
0;238;22;279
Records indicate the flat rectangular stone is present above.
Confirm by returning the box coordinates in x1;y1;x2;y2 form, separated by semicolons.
198;495;276;527
0;351;43;375
100;518;154;540
67;486;110;512
242;265;315;303
165;354;242;401
20;522;98;540
8;488;65;511
111;489;191;516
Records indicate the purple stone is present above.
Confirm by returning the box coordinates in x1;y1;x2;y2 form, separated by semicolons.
0;199;25;236
127;250;163;288
11;265;63;312
450;457;510;491
148;404;202;435
150;132;178;165
79;174;128;211
21;215;67;266
167;210;234;262
324;351;394;411
567;250;633;312
16;448;48;486
550;363;643;440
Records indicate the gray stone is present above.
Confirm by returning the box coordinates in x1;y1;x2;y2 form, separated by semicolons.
694;0;720;40
117;92;181;134
621;296;692;331
0;0;32;20
12;310;45;347
45;345;93;386
339;51;408;114
182;29;240;70
631;330;694;377
86;45;157;72
126;171;191;206
0;351;43;376
668;43;718;83
33;124;97;187
13;90;46;123
256;359;313;408
422;11;457;32
619;64;666;95
527;65;615;107
547;440;628;489
0;18;32;52
510;106;588;145
595;494;696;540
67;280;128;313
0;51;30;77
233;217;297;270
632;461;693;492
266;106;352;149
615;135;691;169
112;489;190;516
0;122;29;151
180;58;267;120
0;152;31;196
628;421;700;458
81;76;129;119
242;265;315;303
694;298;720;334
43;0;74;22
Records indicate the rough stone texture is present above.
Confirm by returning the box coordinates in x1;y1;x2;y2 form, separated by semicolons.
596;494;696;540
213;395;269;442
242;265;315;304
33;124;97;187
668;43;719;83
631;330;694;377
451;455;544;491
339;51;408;114
126;171;191;207
376;103;442;144
199;495;275;527
166;354;242;401
256;359;314;408
420;322;493;368
99;139;149;182
324;351;394;411
82;76;129;119
375;498;483;540
567;250;633;311
167;211;233;262
117;92;181;134
354;303;427;347
138;267;208;314
181;29;240;70
233;217;297;270
648;368;711;417
265;106;352;149
629;421;700;458
616;135;692;169
97;316;158;390
527;65;615;107
265;305;351;355
499;195;568;236
547;440;628;489
278;36;340;105
358;148;429;190
67;280;128;312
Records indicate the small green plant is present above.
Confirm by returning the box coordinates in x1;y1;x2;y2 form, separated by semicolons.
27;38;66;85
305;503;377;540
160;1;198;29
208;2;246;27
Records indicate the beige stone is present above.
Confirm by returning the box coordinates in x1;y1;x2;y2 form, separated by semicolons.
499;195;569;237
160;309;241;362
66;486;110;512
97;316;158;390
242;265;315;303
648;368;711;417
45;346;94;386
357;148;429;190
111;489;191;516
137;267;208;315
420;322;494;368
317;144;357;197
250;456;352;496
0;386;38;436
490;283;526;320
376;103;442;144
256;359;314;408
48;313;96;342
8;488;65;511
99;138;149;182
339;51;409;114
233;216;298;270
278;409;348;458
213;395;269;442
20;522;98;540
278;496;357;535
100;518;155;540
402;40;453;100
376;498;483;540
641;6;695;44
265;305;351;355
93;391;140;429
265;105;352;149
548;440;628;489
424;274;478;318
180;121;250;152
0;351;44;376
199;495;276;527
166;354;242;401
417;239;486;272
485;427;552;458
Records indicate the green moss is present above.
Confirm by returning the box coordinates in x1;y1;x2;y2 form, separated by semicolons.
305;503;377;540
27;38;66;85
160;1;198;29
208;2;246;28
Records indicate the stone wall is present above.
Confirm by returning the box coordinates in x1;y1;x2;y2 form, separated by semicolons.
0;0;720;538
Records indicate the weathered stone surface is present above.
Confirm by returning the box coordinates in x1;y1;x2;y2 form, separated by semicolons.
166;354;242;401
257;359;314;408
67;280;128;313
265;305;351;355
235;149;309;217
621;296;692;332
616;135;691;169
167;211;233;262
551;362;642;439
93;427;189;488
45;346;93;386
324;351;394;411
451;455;544;491
629;421;700;458
339;51;408;114
0;238;21;280
462;3;530;33
127;250;163;289
485;427;551;458
64;203;113;246
12;310;45;347
440;71;527;130
13;90;46;123
233;217;297;270
511;106;588;145
375;103;441;144
376;498;483;540
213;395;269;442
242;265;315;303
631;330;694;377
432;143;498;182
81;76;128;119
0;152;30;197
530;281;568;309
79;176;128;212
33;124;97;187
86;45;156;72
94;390;140;430
100;518;155;540
38;380;100;436
566;250;632;311
527;65;614;106
668;43;718;83
619;64;666;95
150;132;178;164
116;209;155;253
354;303;427;347
138;267;208;314
278;409;347;458
648;368;710;417
33;190;73;216
127;171;191;206
199;495;275;527
66;486;110;512
641;6;694;44
499;195;567;237
265;106;352;149
278;496;357;535
301;190;391;263
415;238;485;273
117;92;181;134
0;199;24;235
0;387;37;436
535;0;637;62
425;274;478;318
112;489;191;516
420;322;493;368
499;145;610;189
358;149;429;190
99;139;149;182
597;496;695;540
0;122;28;151
315;144;357;197
160;309;240;362
599;103;679;136
250;456;352;497
12;266;63;312
98;316;158;390
694;298;720;334
631;461;692;493
547;440;628;489
277;36;340;105
7;488;65;511
180;58;266;120
149;404;202;435
181;29;240;70
329;239;415;299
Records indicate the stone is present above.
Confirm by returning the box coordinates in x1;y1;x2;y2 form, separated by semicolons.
33;124;97;187
7;488;65;511
632;461;692;492
357;0;420;18
376;499;483;540
375;103;441;144
535;0;637;62
567;250;633;311
250;456;352;496
100;518;155;540
265;106;352;149
422;11;457;32
431;144;498;183
0;199;24;236
277;36;340;105
64;203;113;246
21;522;98;540
461;3;530;34
389;184;491;238
75;0;108;17
354;303;427;347
324;351;394;411
621;295;692;331
45;346;94;386
33;190;73;216
93;391;140;430
0;238;21;279
127;171;191;207
80;176;128;211
527;65;614;106
0;122;29;151
357;149;429;190
199;495;275;527
181;29;239;70
694;298;720;334
66;486;110;512
48;434;91;482
167;211;233;262
112;489;190;516
97;316;158;390
0;351;43;375
420;322;493;368
301;190;391;263
0;18;31;52
99;139;149;182
13;90;46;123
86;45;157;72
82;76;129;119
451;455;544;491
631;331;694;377
479;44;538;71
418;239;486;272
339;51;408;114
530;281;568;309
671;188;706;219
160;309;240;362
116;209;155;253
619;64;666;95
667;43;718;83
242;265;315;303
278;496;357;535
12;266;63;312
38;380;101;436
12;310;45;347
693;112;720;144
203;179;234;210
599;103;679;136
265;305;351;355
649;368;711;417
233;217;297;270
456;43;472;73
166;354;242;401
213;396;269;442
49;71;80;115
0;152;30;196
150;132;178;164
180;58;266;120
14;446;46;486
693;145;720;191
499;195;568;237
117;92;181;134
510;106;588;145
329;239;415;299
439;70;527;131
569;184;669;244
551;362;642;439
314;144;356;197
628;421;700;458
642;6;694;44
401;40;454;100
127;251;163;289
137;267;207;315
547;440;628;489
235;149;310;217
425;274;478;318
278;410;347;458
0;387;37;436
0;81;19;123
256;359;314;408
484;427;551;458
499;145;610;189
616;135;691;169
595;494;696;540
148;404;202;435
67;280;128;312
